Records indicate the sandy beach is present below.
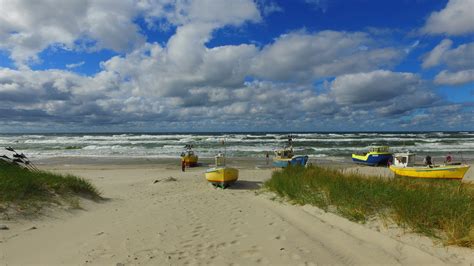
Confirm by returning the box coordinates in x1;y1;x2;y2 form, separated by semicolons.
1;158;474;265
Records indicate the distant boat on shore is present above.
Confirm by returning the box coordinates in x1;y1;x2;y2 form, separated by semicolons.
272;136;308;168
389;152;470;179
352;146;392;166
181;144;198;167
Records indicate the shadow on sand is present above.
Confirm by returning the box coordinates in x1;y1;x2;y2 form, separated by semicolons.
227;180;263;190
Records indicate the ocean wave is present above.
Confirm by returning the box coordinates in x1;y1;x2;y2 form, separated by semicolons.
1;132;473;160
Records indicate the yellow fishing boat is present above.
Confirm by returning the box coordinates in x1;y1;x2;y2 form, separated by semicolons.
205;148;238;188
205;167;239;187
389;152;470;179
389;165;470;179
181;144;198;167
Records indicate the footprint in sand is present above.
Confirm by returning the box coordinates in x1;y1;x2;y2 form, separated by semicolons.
298;247;310;254
240;248;270;265
241;245;262;258
86;246;115;261
235;232;248;238
274;235;287;240
255;257;270;264
182;243;193;249
127;248;162;263
177;250;190;257
298;262;316;266
216;242;229;249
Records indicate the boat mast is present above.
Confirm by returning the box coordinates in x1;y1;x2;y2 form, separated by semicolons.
221;138;226;166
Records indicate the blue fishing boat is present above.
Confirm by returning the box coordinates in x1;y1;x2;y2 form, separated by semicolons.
272;136;309;168
351;146;392;166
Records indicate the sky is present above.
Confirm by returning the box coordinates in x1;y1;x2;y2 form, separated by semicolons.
0;0;473;132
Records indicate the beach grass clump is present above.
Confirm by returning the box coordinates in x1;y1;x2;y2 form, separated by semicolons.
0;160;101;211
264;165;474;247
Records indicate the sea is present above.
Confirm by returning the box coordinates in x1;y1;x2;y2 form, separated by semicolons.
0;132;473;161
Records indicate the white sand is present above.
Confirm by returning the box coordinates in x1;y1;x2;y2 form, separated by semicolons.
1;162;473;265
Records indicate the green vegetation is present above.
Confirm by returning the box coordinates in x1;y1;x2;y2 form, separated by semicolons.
0;160;101;215
265;165;474;248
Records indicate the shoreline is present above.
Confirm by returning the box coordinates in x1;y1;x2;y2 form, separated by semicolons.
36;156;474;183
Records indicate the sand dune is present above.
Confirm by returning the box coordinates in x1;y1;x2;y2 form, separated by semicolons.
1;161;473;265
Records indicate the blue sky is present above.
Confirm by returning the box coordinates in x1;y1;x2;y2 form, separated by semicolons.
0;0;473;132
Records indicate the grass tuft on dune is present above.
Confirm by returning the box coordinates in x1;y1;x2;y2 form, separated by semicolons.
0;160;101;213
265;165;474;248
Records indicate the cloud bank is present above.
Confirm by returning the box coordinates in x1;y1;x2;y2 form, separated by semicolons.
0;0;472;131
423;0;474;36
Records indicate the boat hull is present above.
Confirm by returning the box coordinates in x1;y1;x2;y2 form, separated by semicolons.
389;165;470;179
182;155;198;167
205;167;239;187
352;153;392;166
273;155;308;168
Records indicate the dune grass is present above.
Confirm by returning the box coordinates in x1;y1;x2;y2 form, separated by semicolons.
0;160;101;214
264;165;474;248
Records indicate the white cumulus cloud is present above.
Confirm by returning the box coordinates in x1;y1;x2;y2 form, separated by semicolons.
0;0;144;68
423;0;474;35
330;70;422;105
422;39;453;69
137;0;260;28
251;30;402;82
435;69;474;85
66;61;85;69
423;39;474;85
